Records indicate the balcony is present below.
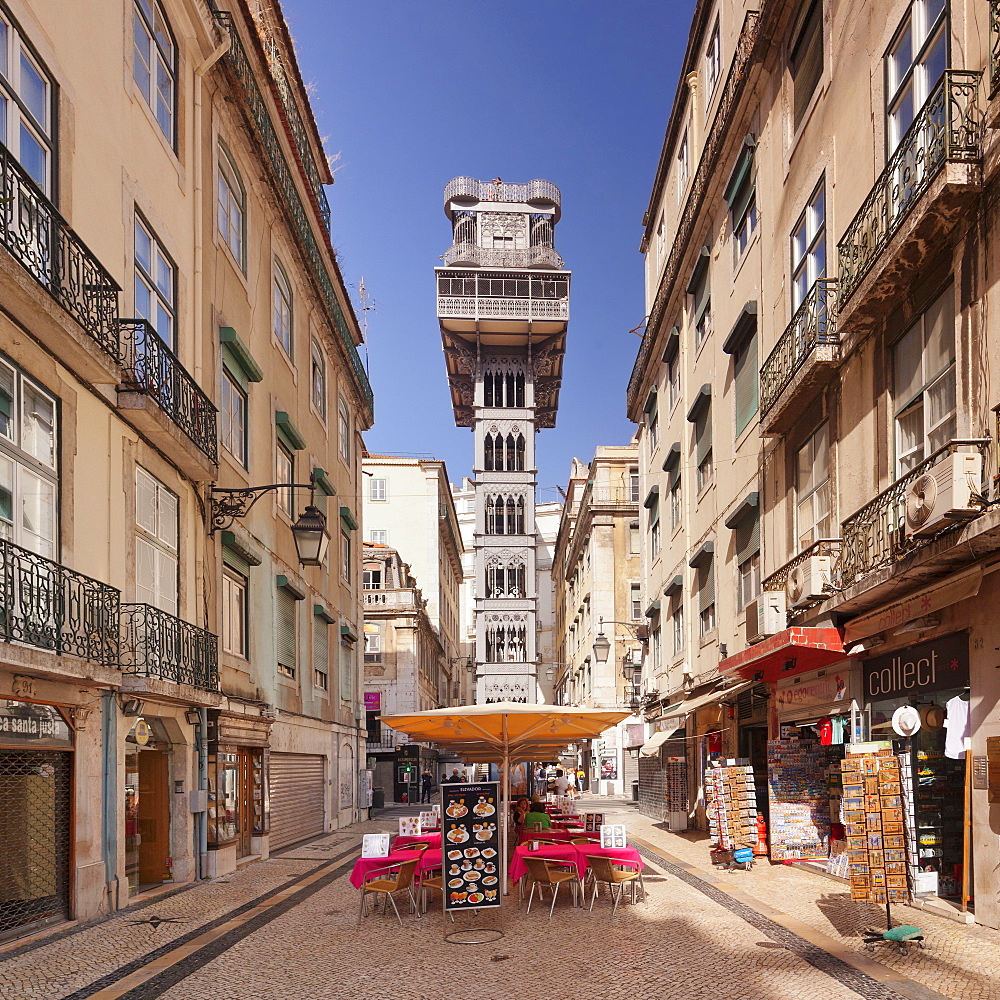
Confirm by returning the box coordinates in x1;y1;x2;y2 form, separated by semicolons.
118;320;218;477
364;589;421;609
840;440;989;590
759;280;839;435
441;243;564;270
990;2;1000;99
0;538;120;667
437;295;569;324
585;487;639;508
761;539;842;614
837;71;982;323
444;177;561;219
120;603;220;694
0;143;121;377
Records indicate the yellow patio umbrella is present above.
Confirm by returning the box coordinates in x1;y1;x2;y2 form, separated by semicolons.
378;701;629;892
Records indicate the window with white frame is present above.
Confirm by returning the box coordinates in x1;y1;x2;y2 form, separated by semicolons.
132;0;175;143
362;565;382;590
629;519;640;555
341;531;351;582
690;258;711;349
791;180;826;310
364;628;381;660
738;553;761;612
310;340;327;419
221;565;247;657
338;396;351;463
0;13;53;191
370;478;386;501
706;18;721;97
727;144;757;264
796;423;831;550
629;468;640;504
275;440;293;517
220;370;246;466
273;260;293;356
666;350;681;410
0;357;57;557
649;495;660;559
676;129;690;200
217;145;245;269
630;582;642;620
671;601;685;655
645;394;658;452
893;285;955;475
135;466;178;615
886;0;947;153
670;475;682;530
693;399;713;494
651;627;662;674
340;636;356;703
369;529;387;545
790;0;824;130
733;502;761;612
134;216;175;350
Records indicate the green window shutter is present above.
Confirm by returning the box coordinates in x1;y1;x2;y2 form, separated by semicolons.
735;512;760;566
222;545;251;577
699;559;715;612
276;586;297;671
733;331;759;436
313;615;329;677
220;327;264;390
695;407;713;464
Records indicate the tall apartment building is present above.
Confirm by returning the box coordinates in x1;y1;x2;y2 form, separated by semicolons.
628;0;1000;924
553;446;642;795
0;0;372;940
436;177;569;703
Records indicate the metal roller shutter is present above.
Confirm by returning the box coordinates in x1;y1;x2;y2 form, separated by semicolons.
269;753;326;850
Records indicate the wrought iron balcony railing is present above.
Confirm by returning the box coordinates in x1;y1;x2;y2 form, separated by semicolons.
444;177;561;212
363;589;421;608
0;538;120;665
120;603;219;691
761;538;842;595
840;439;989;588
119;320;218;463
441;243;565;269
0;143;121;362
991;2;1000;98
837;70;982;308
583;486;640;508
437;295;569;322
760;280;839;418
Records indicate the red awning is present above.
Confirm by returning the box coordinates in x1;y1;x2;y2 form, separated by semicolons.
718;628;849;683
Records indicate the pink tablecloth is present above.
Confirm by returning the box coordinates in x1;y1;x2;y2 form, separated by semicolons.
394;833;442;850
517;829;600;845
350;848;442;889
508;844;644;883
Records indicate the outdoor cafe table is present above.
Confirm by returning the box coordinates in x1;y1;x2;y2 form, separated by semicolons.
349;848;442;889
517;828;599;845
394;832;442;850
507;843;644;884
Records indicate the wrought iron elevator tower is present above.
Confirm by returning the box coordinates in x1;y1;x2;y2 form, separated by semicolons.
437;177;569;703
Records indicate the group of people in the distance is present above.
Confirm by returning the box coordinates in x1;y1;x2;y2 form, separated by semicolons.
535;765;586;796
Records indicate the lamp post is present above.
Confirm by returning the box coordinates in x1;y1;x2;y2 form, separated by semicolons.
592;615;647;713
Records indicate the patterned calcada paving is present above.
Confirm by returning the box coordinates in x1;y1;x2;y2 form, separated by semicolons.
634;843;921;1000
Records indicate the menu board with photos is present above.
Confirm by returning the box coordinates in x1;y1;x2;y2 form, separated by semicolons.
600;824;627;849
584;812;605;832
841;745;914;905
705;758;757;852
361;833;390;858
441;782;502;911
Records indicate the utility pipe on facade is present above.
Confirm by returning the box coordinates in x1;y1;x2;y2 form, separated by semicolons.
101;690;119;912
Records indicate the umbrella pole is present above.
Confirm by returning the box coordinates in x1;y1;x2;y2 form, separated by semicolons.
502;716;510;897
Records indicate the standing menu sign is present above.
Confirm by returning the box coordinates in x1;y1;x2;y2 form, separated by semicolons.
442;782;501;912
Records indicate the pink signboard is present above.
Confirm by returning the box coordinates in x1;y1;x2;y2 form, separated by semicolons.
364;691;381;711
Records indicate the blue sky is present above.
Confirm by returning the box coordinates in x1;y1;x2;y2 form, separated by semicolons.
281;0;696;495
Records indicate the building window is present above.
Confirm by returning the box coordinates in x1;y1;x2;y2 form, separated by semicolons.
690;261;712;349
341;531;351;581
485;494;525;535
135;466;178;615
272;260;293;357
731;324;759;437
893;285;955;475
132;0;175;143
790;0;823;130
629;519;640;555
487;556;526;598
310;341;326;419
727;145;757;264
738;553;761;612
669;476;682;530
791;179;826;309
656;213;665;263
369;529;387;545
275;585;296;678
0;13;53;191
0;358;57;557
672;602;685;655
645;394;658;452
364;628;381;662
217;145;245;270
134;216;175;350
705;18;721;98
628;468;640;503
693;401;713;493
676;128;690;199
697;558;716;637
483;369;525;407
275;440;294;517
630;583;642;620
651;627;661;674
486;623;527;663
313;615;329;691
222;566;247;657
340;636;356;703
886;0;947;153
369;478;386;501
796;422;831;550
362;566;382;590
338;396;351;464
648;496;660;559
666;351;681;410
220;370;246;466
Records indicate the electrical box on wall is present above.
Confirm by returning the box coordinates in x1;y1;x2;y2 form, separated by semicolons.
189;789;208;813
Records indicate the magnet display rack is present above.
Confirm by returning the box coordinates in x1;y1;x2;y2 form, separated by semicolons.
705;758;757;852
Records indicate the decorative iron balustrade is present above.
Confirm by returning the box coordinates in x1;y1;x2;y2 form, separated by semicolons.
363;589;421;608
0;538;120;665
584;487;639;507
839;439;990;588
119;320;218;463
437;295;569;321
0;143;121;362
761;538;842;594
247;4;330;231
838;70;982;308
627;7;766;413
444;177;561;212
441;243;564;269
759;279;839;417
214;12;374;421
991;2;1000;98
120;603;219;691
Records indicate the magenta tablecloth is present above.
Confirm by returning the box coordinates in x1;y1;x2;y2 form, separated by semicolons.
517;828;600;845
508;844;645;883
349;849;428;889
393;832;442;850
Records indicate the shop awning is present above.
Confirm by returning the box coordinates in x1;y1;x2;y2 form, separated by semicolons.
719;628;849;683
639;730;673;756
659;681;752;719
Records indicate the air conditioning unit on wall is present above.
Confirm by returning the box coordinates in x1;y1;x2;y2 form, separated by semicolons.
905;451;983;538
746;591;786;643
786;556;833;608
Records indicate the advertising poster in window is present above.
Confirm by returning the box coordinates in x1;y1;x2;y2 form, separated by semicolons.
600;754;618;781
442;781;501;911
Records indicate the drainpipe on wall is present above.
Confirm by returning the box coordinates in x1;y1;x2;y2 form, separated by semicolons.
101;690;119;911
196;707;209;878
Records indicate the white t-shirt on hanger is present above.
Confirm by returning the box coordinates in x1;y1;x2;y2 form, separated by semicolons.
944;695;970;760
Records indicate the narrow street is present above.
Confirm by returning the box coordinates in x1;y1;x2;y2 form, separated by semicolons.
2;798;996;1000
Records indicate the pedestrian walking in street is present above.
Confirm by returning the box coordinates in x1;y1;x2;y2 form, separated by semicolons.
419;769;434;802
577;768;586;792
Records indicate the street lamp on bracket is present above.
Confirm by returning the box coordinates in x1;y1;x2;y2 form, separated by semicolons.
209;471;331;567
592;615;648;713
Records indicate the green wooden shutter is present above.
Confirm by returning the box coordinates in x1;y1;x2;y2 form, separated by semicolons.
695;406;713;464
276;587;297;673
699;559;715;613
734;332;759;436
735;512;760;566
313;615;329;680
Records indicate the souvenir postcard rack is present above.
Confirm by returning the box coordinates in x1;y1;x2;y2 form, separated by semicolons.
705;758;757;856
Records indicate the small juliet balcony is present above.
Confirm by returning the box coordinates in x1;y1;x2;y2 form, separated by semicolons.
120;603;220;700
0;537;120;669
363;588;421;609
759;280;839;436
118;319;218;480
837;70;982;329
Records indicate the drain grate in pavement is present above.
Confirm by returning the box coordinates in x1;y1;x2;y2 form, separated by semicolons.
634;844;915;1000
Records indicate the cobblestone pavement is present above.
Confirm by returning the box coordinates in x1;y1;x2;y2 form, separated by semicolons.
0;798;996;1000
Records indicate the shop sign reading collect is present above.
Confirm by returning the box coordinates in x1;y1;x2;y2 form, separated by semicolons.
862;632;969;702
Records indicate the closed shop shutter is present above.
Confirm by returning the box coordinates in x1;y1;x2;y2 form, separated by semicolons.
269;753;325;850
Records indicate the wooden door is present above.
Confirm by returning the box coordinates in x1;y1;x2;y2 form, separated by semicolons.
137;750;170;885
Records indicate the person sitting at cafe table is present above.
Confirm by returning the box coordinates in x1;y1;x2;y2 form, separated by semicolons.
511;796;531;830
523;803;552;830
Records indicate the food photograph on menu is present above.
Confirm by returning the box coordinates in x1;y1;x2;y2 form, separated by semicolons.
442;781;501;911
